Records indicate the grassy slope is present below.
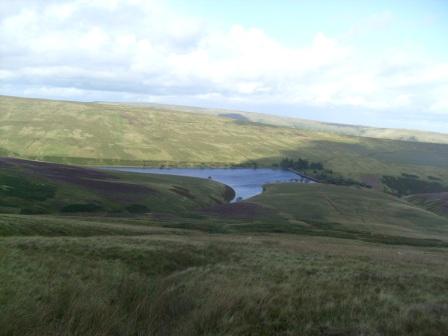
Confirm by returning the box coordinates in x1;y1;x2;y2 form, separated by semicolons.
248;183;448;242
116;102;448;144
405;192;448;219
1;218;448;336
1;96;448;187
2;159;448;334
0;157;231;215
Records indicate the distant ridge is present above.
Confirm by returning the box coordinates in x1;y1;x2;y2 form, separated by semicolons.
97;100;448;144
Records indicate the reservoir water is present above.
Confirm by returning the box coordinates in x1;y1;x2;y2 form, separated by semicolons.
103;167;313;201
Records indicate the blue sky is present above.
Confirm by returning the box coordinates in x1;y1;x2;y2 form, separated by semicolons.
1;0;447;132
172;0;446;55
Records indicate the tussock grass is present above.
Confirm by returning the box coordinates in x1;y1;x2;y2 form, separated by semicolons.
1;233;448;336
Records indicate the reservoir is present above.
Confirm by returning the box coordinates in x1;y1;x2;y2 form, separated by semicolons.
103;167;313;201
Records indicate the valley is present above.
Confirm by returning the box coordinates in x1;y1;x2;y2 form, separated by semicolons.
2;96;448;192
1;96;448;335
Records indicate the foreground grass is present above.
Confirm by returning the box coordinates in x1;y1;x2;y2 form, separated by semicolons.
1;178;448;336
2;158;448;335
1;230;448;336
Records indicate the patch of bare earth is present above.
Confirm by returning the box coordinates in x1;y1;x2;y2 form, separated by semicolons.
360;174;381;189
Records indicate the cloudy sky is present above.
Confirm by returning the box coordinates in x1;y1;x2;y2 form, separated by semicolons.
1;0;447;132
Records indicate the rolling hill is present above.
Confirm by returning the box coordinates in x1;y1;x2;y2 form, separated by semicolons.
3;158;446;245
405;192;448;219
122;101;448;144
0;157;232;216
248;183;448;243
1;95;448;191
1;158;448;335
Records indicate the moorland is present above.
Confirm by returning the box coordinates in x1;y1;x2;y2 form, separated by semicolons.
1;95;448;335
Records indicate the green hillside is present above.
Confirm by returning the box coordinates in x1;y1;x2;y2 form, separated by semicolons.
0;157;231;216
405;192;448;219
118;101;448;144
1;159;448;335
248;183;448;243
2;222;447;336
1;95;448;190
2;224;448;336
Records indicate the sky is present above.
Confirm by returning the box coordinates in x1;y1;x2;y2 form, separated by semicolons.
1;0;448;132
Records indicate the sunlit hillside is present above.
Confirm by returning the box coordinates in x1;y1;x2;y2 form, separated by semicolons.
2;96;448;191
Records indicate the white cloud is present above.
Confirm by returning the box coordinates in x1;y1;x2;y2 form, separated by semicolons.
0;0;447;129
